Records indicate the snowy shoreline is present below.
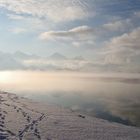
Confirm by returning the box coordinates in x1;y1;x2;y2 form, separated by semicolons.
0;91;140;140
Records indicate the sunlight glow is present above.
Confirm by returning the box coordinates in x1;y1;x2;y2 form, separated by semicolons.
0;71;14;83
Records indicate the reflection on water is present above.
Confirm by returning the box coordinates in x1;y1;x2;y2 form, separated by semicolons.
0;71;140;127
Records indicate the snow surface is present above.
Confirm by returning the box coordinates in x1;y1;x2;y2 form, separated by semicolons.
0;91;140;140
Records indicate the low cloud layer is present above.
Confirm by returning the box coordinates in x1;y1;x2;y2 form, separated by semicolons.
0;51;140;73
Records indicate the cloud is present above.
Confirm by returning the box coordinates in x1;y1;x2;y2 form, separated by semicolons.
0;0;93;22
134;11;140;17
102;19;132;32
9;27;27;34
40;26;93;40
39;21;133;42
7;14;25;20
39;25;95;47
38;19;133;47
107;27;140;50
7;13;49;31
100;27;140;70
23;59;89;71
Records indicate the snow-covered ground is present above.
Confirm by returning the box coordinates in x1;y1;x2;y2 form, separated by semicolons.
0;92;140;140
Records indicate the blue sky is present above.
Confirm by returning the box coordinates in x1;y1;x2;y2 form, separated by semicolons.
0;0;140;72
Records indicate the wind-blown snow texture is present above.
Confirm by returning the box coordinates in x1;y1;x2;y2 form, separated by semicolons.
0;92;140;140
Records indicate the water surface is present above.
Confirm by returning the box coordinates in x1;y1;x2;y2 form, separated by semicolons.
0;71;140;127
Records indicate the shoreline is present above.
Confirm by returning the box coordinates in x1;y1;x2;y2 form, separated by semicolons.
0;91;140;140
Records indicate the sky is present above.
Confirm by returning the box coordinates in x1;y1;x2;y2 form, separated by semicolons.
0;0;140;73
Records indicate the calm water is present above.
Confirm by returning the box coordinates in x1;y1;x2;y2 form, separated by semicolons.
0;71;140;127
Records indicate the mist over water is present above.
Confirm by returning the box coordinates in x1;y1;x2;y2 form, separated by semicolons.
0;71;140;127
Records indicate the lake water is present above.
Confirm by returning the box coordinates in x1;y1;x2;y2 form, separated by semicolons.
0;71;140;127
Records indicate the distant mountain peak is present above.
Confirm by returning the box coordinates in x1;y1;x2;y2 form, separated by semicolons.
49;52;67;60
73;56;85;60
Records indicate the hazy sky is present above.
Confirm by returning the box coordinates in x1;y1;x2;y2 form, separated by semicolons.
0;0;140;72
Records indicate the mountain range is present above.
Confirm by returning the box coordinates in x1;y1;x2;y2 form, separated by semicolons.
0;51;87;71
